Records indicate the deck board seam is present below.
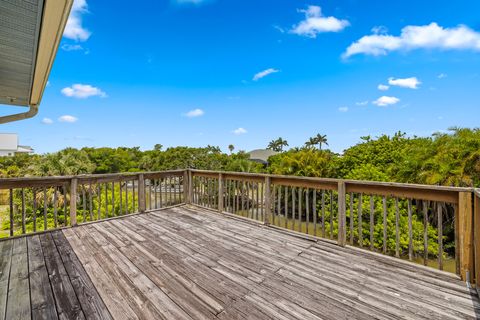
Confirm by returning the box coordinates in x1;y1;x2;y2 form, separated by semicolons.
36;235;61;319
217;241;317;319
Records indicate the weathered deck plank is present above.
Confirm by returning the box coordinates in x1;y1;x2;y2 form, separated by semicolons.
1;205;479;319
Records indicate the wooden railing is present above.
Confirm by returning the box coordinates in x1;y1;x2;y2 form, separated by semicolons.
189;169;479;286
0;170;185;237
1;169;480;287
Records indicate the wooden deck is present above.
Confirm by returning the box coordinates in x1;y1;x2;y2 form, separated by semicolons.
1;205;479;319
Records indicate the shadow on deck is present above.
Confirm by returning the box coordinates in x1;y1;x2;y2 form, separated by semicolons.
1;205;479;319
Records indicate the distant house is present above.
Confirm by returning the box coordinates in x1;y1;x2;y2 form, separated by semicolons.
0;133;33;156
247;149;278;165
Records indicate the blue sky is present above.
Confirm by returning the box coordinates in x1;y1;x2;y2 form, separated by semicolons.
2;0;480;153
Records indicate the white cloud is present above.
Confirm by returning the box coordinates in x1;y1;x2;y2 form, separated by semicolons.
184;108;205;118
355;101;369;106
42;118;53;125
61;44;84;51
371;25;388;35
338;107;349;112
253;68;280;81
61;84;107;99
373;96;400;107
343;22;480;58
64;0;91;42
232;127;247;135
290;6;350;38
173;0;210;5
378;84;389;91
438;73;447;79
58;115;78;123
388;77;421;89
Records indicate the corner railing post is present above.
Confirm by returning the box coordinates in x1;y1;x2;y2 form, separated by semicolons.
70;178;78;226
474;191;480;290
459;191;474;283
338;181;347;247
218;172;224;213
264;176;272;225
188;169;193;204
138;173;146;213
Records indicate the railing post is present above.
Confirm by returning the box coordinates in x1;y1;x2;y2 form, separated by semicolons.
188;170;193;204
458;191;474;282
70;178;77;226
183;170;189;204
138;173;146;213
264;176;272;225
474;192;480;289
337;181;347;247
218;173;224;213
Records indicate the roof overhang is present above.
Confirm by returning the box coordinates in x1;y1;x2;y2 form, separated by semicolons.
0;0;73;124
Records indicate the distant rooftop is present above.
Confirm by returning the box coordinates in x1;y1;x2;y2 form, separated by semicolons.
248;149;278;164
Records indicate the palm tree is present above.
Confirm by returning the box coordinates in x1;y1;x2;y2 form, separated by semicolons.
228;144;235;154
268;138;289;152
315;134;328;150
305;137;317;149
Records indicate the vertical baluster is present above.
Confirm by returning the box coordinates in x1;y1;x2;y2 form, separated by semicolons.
260;182;264;220
112;182;116;216
292;187;296;231
408;199;413;261
285;187;289;229
330;191;333;240
82;185;86;223
132;180;136;211
395;198;400;258
119;182;123;214
272;185;276;224
63;184;68;226
322;190;325;238
89;183;93;221
97;185;101;220
154;179;158;209
21;188;26;234
125;181;129;214
241;181;245;213
298;188;302;233
358;194;363;247
236;181;240;214
438;202;444;271
54;187;58;228
370;196;374;250
306;188;310;235
382;196;387;254
33;188;37;232
278;185;282;226
147;179;151;210
105;183;109;217
9;189;13;236
44;187;48;230
313;190;317;237
350;192;354;245
423;201;428;266
257;182;260;219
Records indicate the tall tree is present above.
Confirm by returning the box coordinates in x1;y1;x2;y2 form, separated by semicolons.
315;134;328;150
228;144;235;154
267;138;289;152
305;137;318;149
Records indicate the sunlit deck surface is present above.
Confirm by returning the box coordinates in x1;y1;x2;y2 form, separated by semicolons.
1;205;480;319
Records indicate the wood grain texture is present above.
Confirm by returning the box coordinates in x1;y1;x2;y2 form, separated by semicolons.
59;205;480;320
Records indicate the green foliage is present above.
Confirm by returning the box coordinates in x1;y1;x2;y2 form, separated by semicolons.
268;149;337;177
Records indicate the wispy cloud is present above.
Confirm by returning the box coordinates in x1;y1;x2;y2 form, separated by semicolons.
438;73;447;79
232;127;247;135
184;108;205;118
61;44;84;51
378;84;389;91
64;0;91;41
373;96;400;107
253;68;280;81
61;84;107;99
290;5;350;38
58;115;78;123
388;77;421;89
42;118;53;125
338;107;349;112
172;0;212;5
355;101;369;106
343;22;480;58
